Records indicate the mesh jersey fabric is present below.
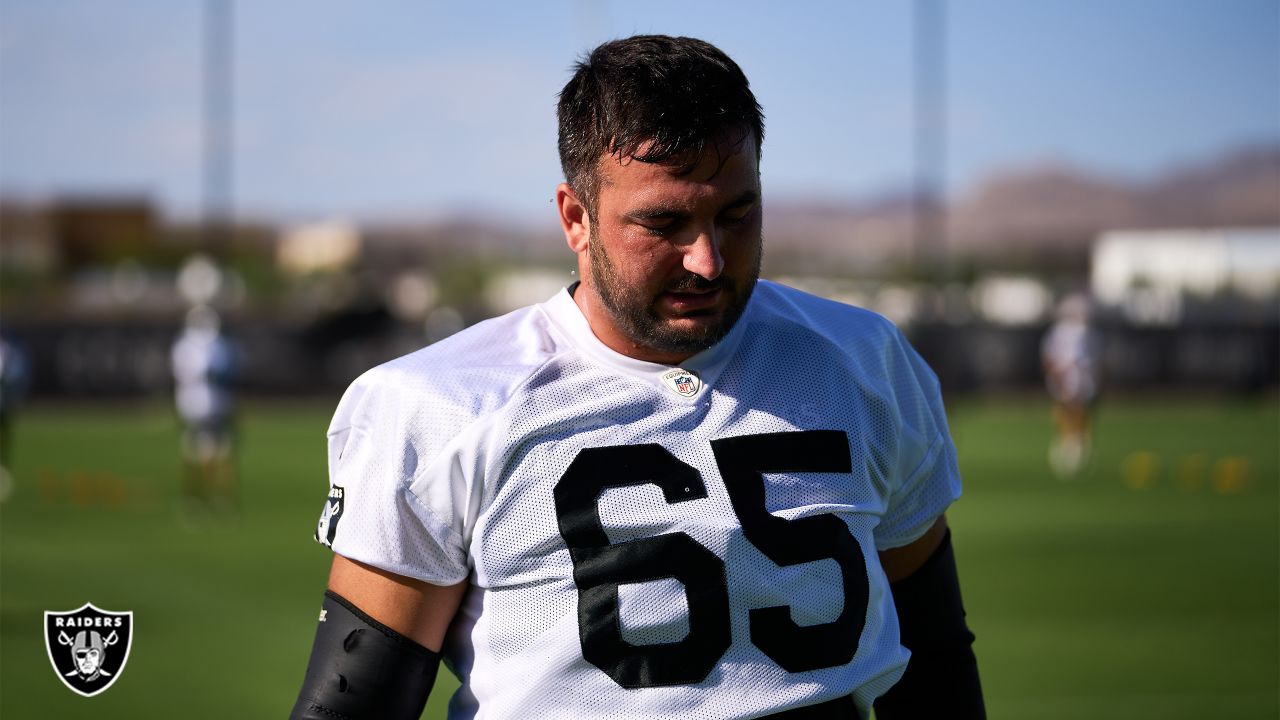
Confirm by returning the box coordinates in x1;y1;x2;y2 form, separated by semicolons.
319;279;962;720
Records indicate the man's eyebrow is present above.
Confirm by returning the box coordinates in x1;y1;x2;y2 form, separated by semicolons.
626;206;688;222
626;191;759;222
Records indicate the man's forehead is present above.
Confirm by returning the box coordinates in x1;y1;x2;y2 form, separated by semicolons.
595;134;759;191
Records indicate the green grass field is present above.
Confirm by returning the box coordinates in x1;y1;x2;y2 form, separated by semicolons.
1;397;1276;719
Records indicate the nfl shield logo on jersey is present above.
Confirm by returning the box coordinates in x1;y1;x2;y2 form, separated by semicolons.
660;368;701;397
44;603;133;697
315;485;345;548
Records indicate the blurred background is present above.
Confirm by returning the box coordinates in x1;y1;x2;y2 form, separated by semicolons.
1;1;1276;718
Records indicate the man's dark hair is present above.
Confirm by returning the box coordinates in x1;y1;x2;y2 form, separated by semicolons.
557;35;764;217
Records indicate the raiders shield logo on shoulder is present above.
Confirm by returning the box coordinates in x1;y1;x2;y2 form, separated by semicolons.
44;602;133;697
315;485;345;548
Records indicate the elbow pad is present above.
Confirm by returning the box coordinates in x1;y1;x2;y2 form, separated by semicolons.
290;590;442;720
874;529;986;719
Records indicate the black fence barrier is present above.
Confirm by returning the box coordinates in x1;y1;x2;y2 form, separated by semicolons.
3;316;1277;401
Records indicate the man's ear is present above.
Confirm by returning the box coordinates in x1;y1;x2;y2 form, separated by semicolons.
556;183;590;254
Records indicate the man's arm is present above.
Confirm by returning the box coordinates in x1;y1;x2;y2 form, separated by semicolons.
875;515;986;719
879;514;949;583
290;554;467;720
327;554;467;650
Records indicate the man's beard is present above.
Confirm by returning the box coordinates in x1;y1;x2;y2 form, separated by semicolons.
588;232;761;357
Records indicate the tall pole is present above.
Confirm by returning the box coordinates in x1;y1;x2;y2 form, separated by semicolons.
204;0;234;262
913;0;947;277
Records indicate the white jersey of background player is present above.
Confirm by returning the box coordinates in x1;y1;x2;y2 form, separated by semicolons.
172;304;237;432
293;35;983;720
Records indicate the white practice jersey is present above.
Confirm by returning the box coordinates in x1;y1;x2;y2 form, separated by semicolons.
171;327;237;424
1041;319;1101;403
317;280;962;720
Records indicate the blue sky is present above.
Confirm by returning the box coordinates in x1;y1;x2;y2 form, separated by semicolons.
1;0;1276;223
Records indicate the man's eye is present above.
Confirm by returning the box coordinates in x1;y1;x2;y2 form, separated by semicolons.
720;206;756;226
640;222;675;236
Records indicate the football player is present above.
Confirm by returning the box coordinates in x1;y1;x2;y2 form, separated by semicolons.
171;304;240;511
292;35;984;719
0;326;30;499
1042;292;1102;478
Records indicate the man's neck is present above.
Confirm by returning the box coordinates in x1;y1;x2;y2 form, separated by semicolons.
570;281;695;366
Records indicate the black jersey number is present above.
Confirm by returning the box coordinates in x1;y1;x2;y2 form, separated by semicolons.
552;430;868;688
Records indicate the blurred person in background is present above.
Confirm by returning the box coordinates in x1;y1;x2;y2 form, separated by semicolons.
171;304;240;512
0;326;31;500
1041;292;1102;478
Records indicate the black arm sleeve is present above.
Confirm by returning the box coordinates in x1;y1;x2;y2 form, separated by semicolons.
290;590;442;720
873;529;986;719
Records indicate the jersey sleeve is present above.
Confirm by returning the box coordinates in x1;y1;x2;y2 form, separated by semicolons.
873;328;963;551
319;368;474;586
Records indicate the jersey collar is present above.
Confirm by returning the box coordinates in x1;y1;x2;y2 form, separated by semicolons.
541;283;755;401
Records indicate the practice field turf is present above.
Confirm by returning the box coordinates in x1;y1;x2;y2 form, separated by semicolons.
0;397;1275;719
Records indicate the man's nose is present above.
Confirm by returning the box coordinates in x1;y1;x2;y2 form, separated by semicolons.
682;229;724;280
